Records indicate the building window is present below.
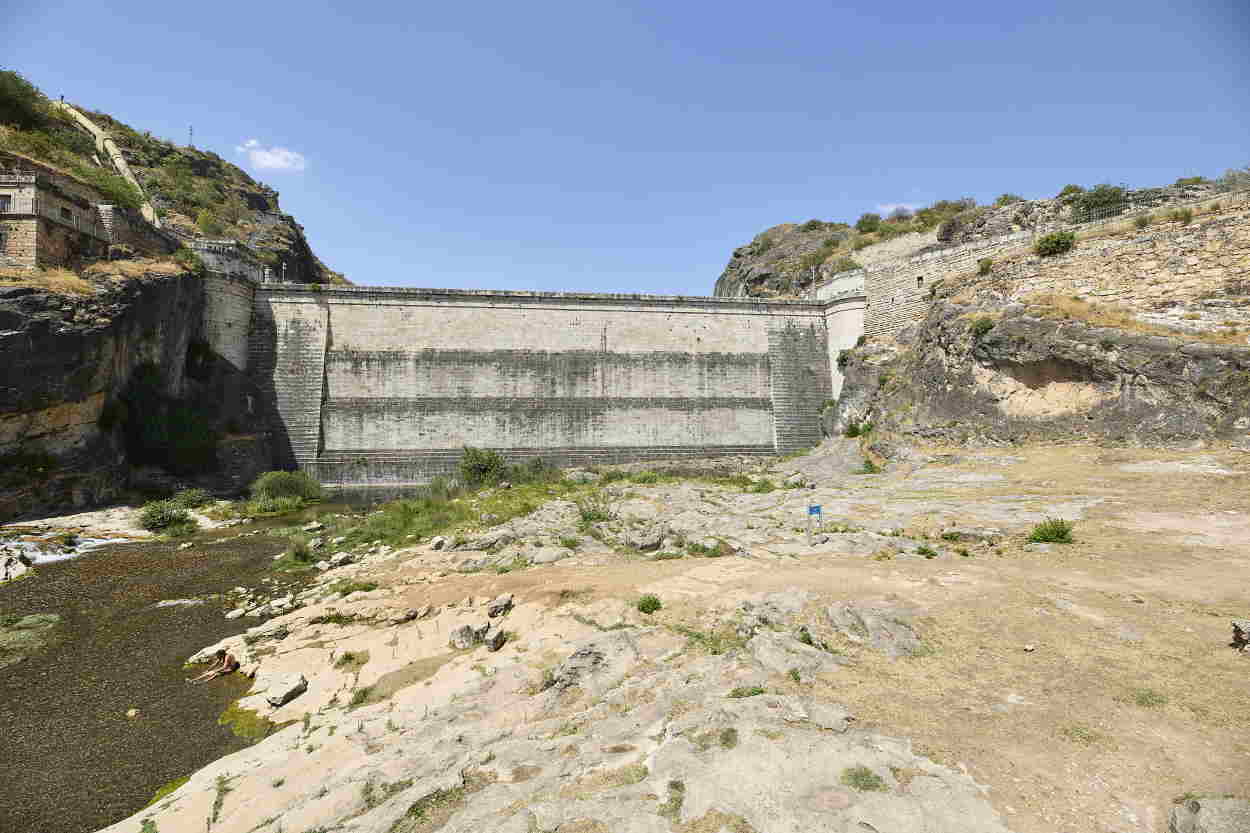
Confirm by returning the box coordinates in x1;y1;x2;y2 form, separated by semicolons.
0;195;11;212
60;207;73;222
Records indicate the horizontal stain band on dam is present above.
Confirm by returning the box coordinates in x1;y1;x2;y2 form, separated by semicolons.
323;396;773;413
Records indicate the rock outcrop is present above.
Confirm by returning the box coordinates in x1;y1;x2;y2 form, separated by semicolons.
0;273;271;519
833;299;1250;449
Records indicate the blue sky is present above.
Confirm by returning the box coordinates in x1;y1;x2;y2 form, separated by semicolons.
7;1;1248;294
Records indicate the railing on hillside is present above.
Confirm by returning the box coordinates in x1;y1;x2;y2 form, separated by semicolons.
0;194;109;241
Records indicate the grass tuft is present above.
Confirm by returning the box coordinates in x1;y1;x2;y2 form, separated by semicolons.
840;765;887;792
1028;518;1074;543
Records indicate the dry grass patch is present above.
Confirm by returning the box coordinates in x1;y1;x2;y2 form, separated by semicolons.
1024;294;1247;346
84;258;182;279
388;770;495;833
0;266;94;295
558;762;648;800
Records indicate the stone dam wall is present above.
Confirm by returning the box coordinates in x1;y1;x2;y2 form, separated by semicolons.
226;284;864;487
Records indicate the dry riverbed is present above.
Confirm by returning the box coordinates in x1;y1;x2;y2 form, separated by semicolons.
10;441;1250;833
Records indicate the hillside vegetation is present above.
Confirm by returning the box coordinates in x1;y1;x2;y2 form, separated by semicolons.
714;170;1247;299
0;71;346;284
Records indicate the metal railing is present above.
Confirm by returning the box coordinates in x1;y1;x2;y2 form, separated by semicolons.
0;194;109;241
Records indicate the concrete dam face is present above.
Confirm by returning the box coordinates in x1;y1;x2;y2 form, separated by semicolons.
208;279;864;486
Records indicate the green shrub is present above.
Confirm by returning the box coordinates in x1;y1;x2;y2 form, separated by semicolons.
844;422;862;438
1168;207;1193;225
251;470;322;502
1070;184;1125;223
917;544;937;559
246;495;306;516
139;500;192;532
172;247;206;277
798;219;828;232
1056;184;1085;201
575;493;614;524
196;209;224;237
840;765;887;792
977;258;993;276
459;446;507;487
836;348;854;369
854;213;881;233
1134;214;1154;229
831;256;862;273
995;193;1024;206
170;488;212;509
745;479;776;494
0;70;53;129
687;539;734;557
1028;517;1074;543
1034;231;1076;257
727;686;765;698
1174;176;1206;186
630;470;660;484
970;317;996;339
855;459;880;475
636;594;662;614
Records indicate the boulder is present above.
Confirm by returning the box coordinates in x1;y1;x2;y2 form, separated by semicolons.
529;547;569;565
449;623;486;650
485;630;507;652
308;537;324;550
487;593;514;618
264;673;308;708
826;601;925;658
302;521;324;533
623;524;665;551
225;607;246;620
784;473;806;488
329;551;355;568
389;608;420;625
565;469;600;484
429;536;449;551
1232;619;1250;652
1169;797;1250;833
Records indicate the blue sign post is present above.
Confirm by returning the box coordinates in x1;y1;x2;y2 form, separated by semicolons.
807;505;822;545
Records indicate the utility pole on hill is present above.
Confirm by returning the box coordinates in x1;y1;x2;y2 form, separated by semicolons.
188;125;194;148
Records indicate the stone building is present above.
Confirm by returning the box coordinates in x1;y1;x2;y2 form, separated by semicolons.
0;167;110;269
0;153;177;270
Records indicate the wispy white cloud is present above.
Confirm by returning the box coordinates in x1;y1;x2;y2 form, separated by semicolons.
875;202;921;216
235;139;307;172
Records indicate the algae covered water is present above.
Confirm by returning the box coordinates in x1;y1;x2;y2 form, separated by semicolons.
0;526;296;833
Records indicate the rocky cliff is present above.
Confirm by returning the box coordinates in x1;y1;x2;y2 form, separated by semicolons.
830;297;1250;451
0;269;269;520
